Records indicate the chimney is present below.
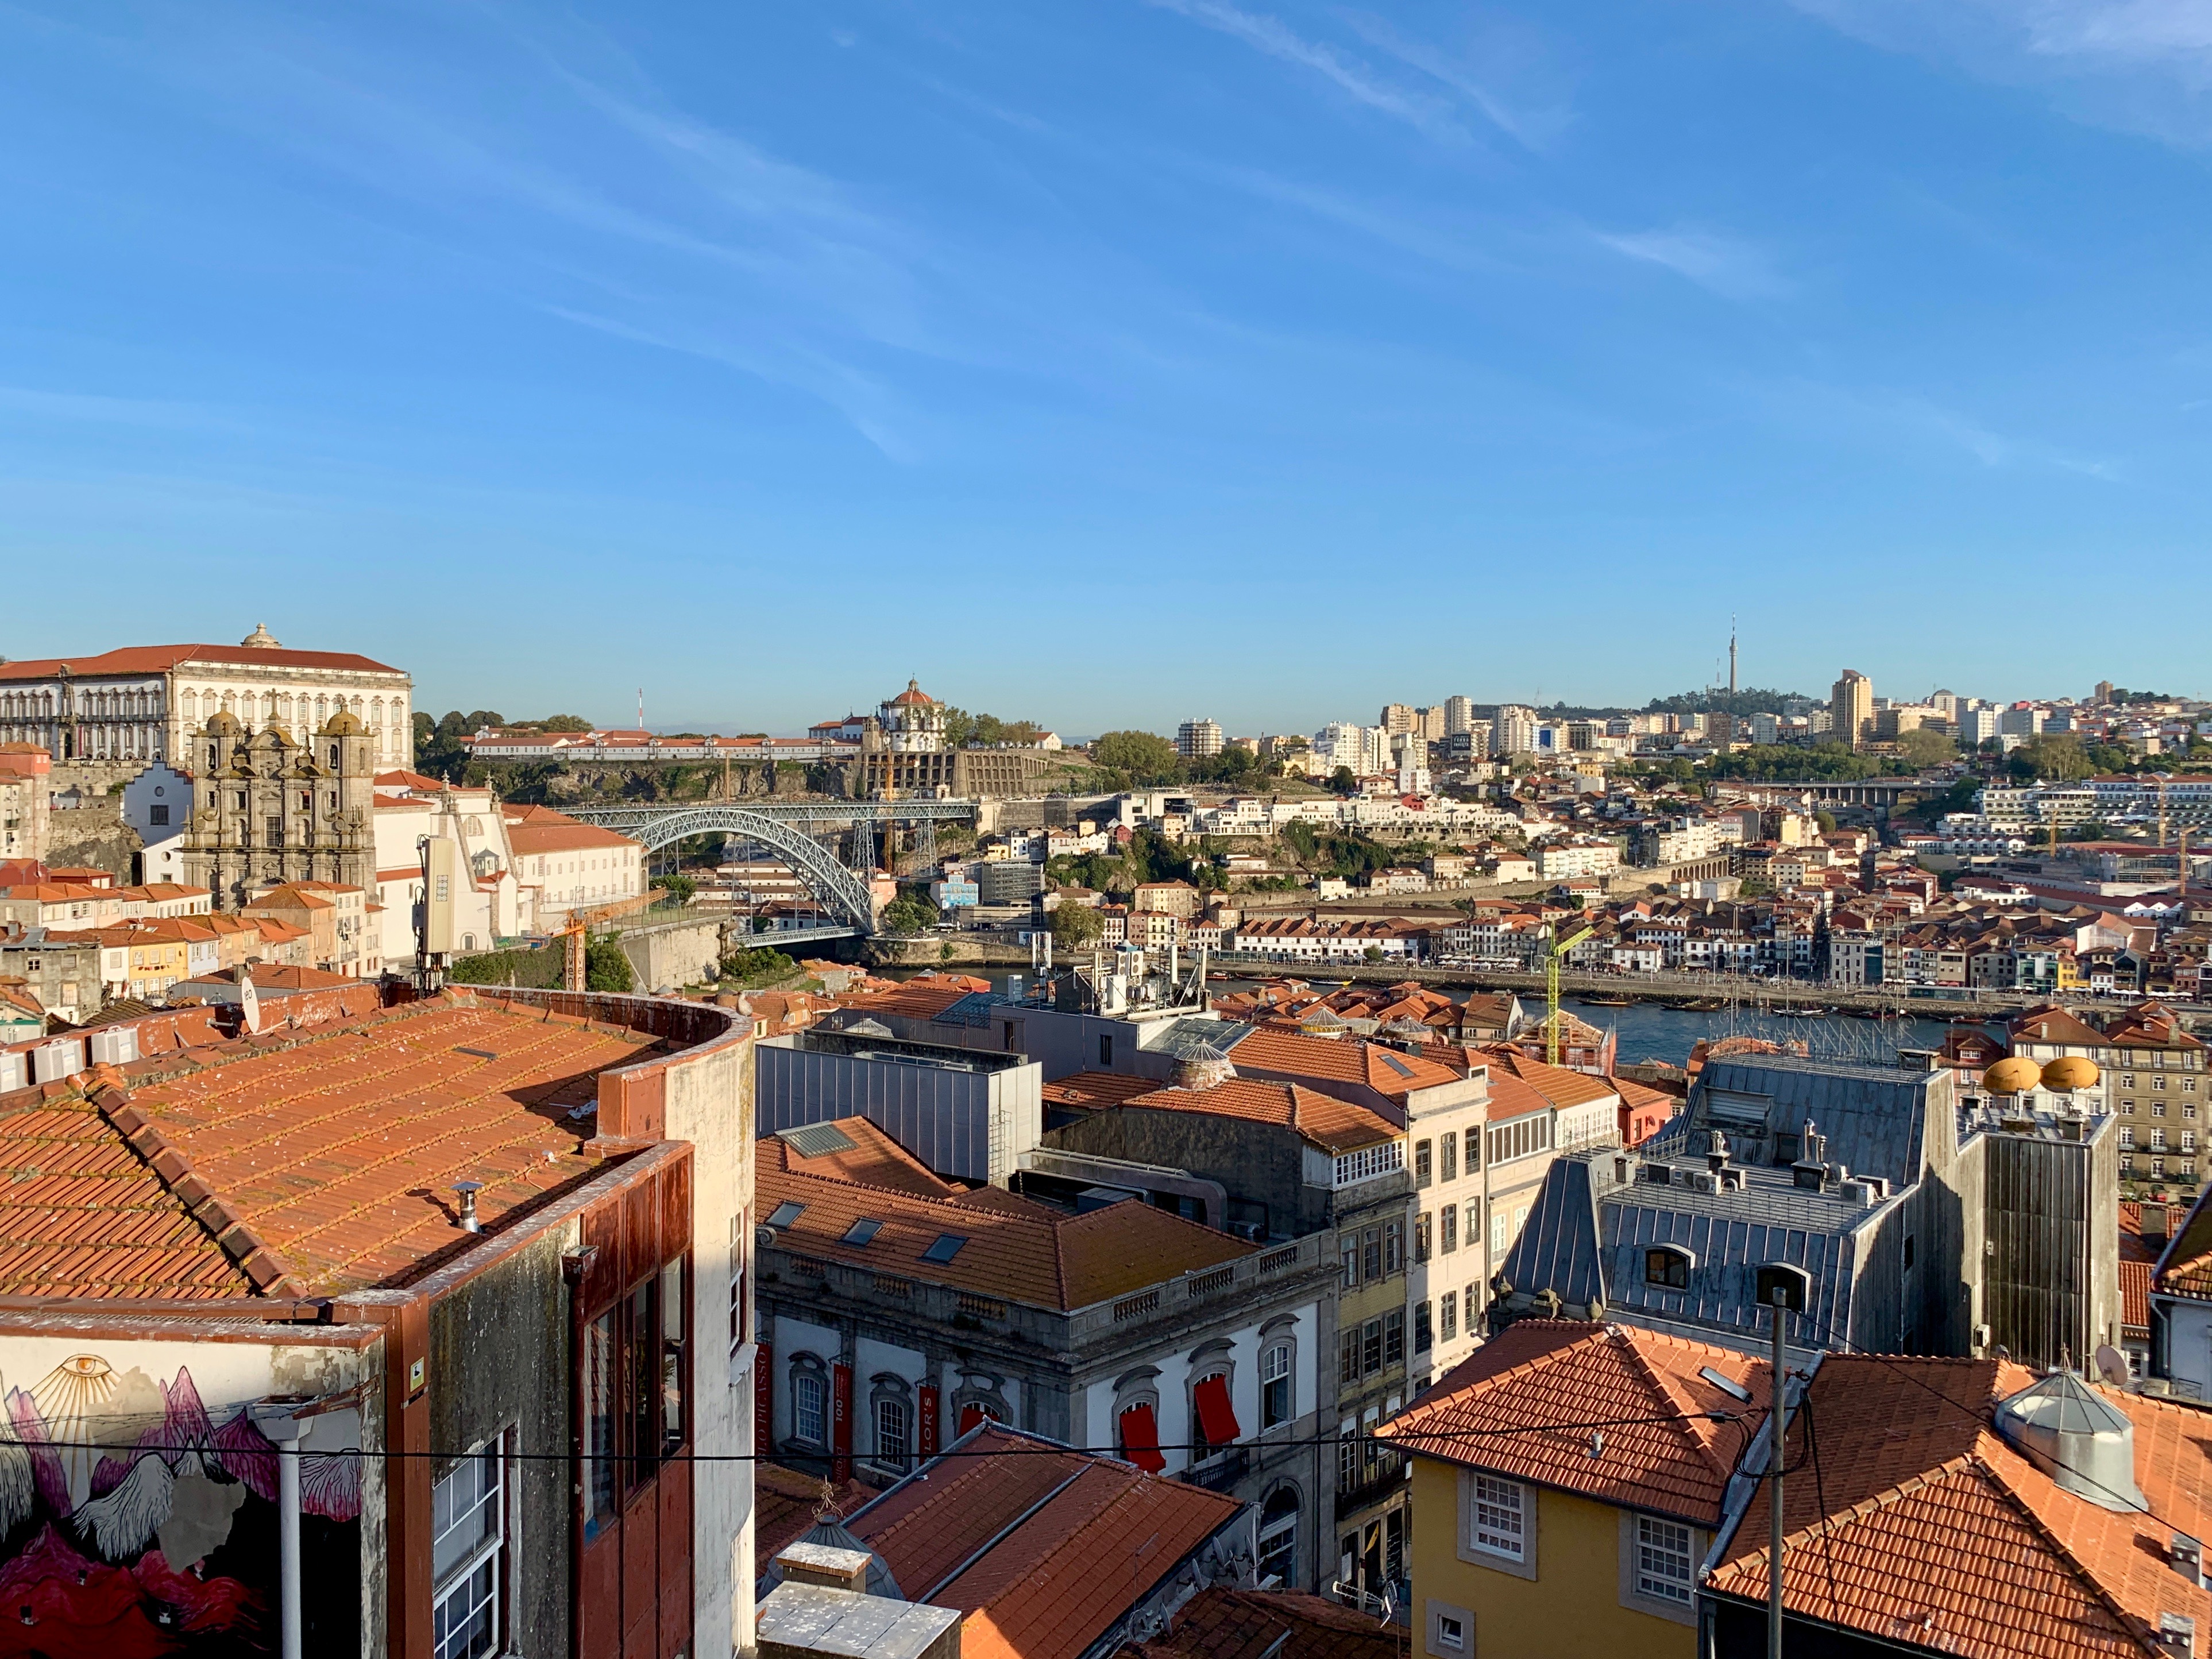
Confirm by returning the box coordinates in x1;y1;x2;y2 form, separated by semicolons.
1706;1129;1731;1174
452;1180;484;1233
2143;1203;2172;1243
774;1542;874;1595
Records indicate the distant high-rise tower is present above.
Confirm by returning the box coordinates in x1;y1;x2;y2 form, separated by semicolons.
1728;618;1738;698
1443;695;1474;735
1176;717;1224;761
1831;670;1874;750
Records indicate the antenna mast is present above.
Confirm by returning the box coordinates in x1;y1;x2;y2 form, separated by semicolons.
1729;615;1738;698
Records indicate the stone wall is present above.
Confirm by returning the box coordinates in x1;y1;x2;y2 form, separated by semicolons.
45;797;141;881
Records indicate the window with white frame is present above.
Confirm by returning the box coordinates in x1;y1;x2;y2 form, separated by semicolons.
874;1396;910;1473
1261;1342;1293;1429
432;1438;505;1659
1333;1139;1406;1189
1635;1515;1694;1604
1470;1473;1525;1560
792;1368;827;1445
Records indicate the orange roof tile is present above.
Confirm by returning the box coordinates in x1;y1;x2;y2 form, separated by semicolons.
1115;1587;1402;1659
0;1097;249;1299
10;996;661;1297
1040;1071;1164;1113
1478;1044;1619;1109
1221;1027;1461;1098
1122;1077;1400;1155
847;1424;1244;1659
1707;1355;2212;1659
1378;1320;1766;1526
0;644;405;679
758;1121;1252;1310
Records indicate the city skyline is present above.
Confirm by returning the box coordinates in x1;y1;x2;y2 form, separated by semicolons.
4;1;2210;725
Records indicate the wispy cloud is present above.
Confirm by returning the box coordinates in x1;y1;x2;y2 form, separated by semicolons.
1786;0;2212;145
1142;0;1468;143
1334;11;1567;149
1593;226;1788;300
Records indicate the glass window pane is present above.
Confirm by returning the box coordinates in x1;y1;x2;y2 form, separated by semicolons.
585;1313;617;1535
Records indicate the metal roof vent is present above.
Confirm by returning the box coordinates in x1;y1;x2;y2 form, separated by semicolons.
1994;1370;2147;1513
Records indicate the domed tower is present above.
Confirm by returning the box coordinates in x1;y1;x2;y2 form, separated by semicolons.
879;680;945;755
308;708;376;889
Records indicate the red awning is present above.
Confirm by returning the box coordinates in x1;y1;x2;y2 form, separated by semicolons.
1118;1403;1166;1473
1194;1374;1241;1446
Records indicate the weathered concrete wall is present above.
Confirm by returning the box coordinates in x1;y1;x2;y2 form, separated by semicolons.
617;918;726;992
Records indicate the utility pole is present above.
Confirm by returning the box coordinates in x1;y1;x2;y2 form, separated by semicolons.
1755;1263;1810;1659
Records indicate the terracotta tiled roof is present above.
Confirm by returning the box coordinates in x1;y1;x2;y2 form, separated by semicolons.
2010;1004;2108;1048
500;807;640;855
0;645;405;678
2155;1189;2212;1303
1041;1071;1163;1113
22;997;661;1297
1223;1027;1461;1098
773;1117;956;1198
833;976;987;1023
847;1424;1243;1659
758;1122;1252;1310
1478;1044;1618;1109
0;1095;251;1299
1377;1320;1767;1526
2119;1203;2160;1336
1707;1356;2212;1659
1114;1588;1402;1658
1121;1077;1400;1155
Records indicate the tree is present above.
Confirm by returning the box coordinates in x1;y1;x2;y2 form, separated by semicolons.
1092;730;1183;782
584;937;634;992
1896;727;1956;769
464;710;505;732
1814;811;1838;833
881;893;938;936
1362;946;1385;963
1050;904;1104;946
650;873;697;902
541;714;592;732
1329;765;1358;796
2009;734;2093;782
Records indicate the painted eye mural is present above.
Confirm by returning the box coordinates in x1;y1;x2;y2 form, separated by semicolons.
0;1357;362;1657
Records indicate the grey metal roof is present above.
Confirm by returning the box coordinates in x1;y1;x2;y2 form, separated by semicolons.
1496;1157;1604;1309
1599;1199;1862;1349
1691;1055;1937;1189
1501;1149;1885;1349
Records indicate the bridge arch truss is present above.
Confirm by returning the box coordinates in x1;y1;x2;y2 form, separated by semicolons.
603;806;879;931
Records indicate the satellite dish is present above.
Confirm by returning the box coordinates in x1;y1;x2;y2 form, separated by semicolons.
2094;1344;2130;1388
238;970;262;1036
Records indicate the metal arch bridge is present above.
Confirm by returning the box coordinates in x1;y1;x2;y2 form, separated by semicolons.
565;799;976;933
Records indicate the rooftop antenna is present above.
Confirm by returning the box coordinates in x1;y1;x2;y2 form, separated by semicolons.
637;688;645;732
1729;615;1738;698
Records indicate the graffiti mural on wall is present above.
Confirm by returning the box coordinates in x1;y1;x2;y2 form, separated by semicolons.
0;1355;362;1657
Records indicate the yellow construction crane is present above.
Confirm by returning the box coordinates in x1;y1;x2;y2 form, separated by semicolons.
1546;923;1595;1066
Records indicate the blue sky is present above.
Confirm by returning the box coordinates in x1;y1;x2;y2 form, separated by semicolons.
2;1;2208;735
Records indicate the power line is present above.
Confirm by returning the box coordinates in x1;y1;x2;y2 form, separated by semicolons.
2;1407;1748;1468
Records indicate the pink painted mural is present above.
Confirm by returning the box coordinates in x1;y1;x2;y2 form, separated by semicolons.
0;1355;362;1656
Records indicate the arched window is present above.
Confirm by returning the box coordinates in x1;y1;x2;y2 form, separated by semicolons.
868;1375;913;1476
1257;1485;1300;1587
1261;1339;1294;1430
788;1356;828;1448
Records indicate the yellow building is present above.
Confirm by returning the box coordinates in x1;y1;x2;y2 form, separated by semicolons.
1379;1320;1769;1659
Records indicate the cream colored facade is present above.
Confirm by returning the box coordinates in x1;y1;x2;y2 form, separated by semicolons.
500;807;647;927
0;626;412;776
372;775;537;963
1407;1078;1493;1386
